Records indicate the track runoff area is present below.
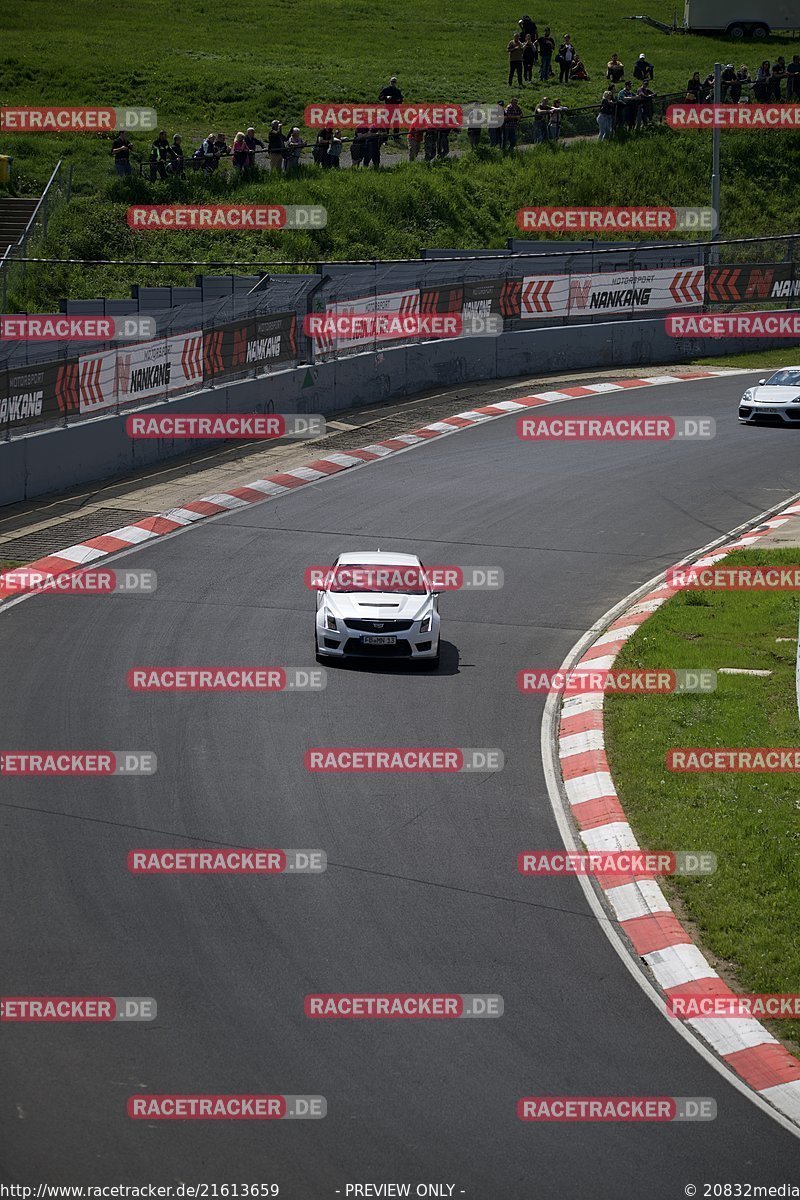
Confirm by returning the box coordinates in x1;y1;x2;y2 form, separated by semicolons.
2;367;800;1196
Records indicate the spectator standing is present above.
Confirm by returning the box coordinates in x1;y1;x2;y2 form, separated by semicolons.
768;58;786;100
787;55;800;99
504;97;523;148
720;64;738;102
753;60;771;100
171;134;184;175
351;124;368;167
200;132;218;171
313;127;333;167
701;72;716;99
607;54;625;84
616;81;637;128
111;130;132;175
244;127;265;171
231;132;249;173
488;100;505;148
286;127;305;170
548;98;566;140
213;132;229;166
635;82;654;127
407;118;423;160
556;36;575;85
467;118;482;148
533;96;551;142
436;128;450;158
149;130;174;180
328;129;343;168
519;13;537;39
537;27;555;81
423;128;438;161
507;33;524;87
633;53;654;82
267;121;286;171
522;34;536;82
597;89;615;139
379;75;404;142
362;126;385;169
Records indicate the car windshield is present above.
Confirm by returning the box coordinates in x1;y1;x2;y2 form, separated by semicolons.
328;563;428;594
765;370;800;387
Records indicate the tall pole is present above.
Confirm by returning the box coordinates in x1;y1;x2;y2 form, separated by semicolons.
710;62;721;264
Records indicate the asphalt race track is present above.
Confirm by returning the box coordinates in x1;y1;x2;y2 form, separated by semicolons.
3;371;800;1196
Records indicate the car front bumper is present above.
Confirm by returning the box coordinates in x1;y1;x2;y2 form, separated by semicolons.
739;403;800;425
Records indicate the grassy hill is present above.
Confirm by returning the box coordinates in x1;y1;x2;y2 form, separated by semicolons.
1;0;799;307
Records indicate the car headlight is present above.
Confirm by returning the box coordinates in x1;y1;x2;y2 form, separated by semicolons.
324;609;337;631
419;611;433;634
741;389;753;402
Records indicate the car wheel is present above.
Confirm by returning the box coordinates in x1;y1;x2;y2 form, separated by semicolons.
727;22;746;38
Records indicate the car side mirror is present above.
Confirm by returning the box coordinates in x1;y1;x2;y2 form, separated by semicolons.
758;378;766;385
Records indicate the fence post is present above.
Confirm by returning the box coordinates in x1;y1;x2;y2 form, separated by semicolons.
796;603;800;721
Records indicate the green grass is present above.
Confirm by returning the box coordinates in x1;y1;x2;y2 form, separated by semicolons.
1;0;799;308
605;547;800;1050
690;349;800;370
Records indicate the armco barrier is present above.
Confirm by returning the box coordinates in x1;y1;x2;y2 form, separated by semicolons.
0;316;785;506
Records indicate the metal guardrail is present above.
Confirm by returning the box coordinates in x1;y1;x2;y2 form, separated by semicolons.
0;160;72;312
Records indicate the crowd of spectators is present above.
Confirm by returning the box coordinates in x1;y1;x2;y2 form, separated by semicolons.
108;31;800;177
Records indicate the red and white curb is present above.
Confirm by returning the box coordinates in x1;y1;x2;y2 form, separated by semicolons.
557;496;800;1128
0;370;739;602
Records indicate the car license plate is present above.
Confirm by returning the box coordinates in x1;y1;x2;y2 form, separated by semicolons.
757;407;782;414
362;635;396;645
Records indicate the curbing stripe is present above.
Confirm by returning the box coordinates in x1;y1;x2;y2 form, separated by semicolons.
556;491;800;1124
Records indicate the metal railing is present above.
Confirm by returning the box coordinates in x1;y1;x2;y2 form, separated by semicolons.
0;160;73;312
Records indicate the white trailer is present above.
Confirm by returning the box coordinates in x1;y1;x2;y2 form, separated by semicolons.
684;0;800;39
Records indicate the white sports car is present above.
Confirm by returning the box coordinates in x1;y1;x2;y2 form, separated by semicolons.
738;368;800;426
314;551;441;666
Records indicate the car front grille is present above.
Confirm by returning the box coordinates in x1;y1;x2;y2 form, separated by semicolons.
344;619;414;632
